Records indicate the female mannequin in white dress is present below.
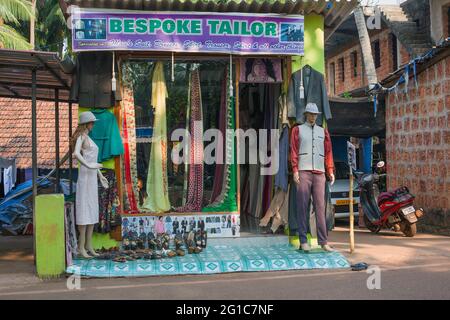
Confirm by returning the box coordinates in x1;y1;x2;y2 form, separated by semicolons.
71;111;108;258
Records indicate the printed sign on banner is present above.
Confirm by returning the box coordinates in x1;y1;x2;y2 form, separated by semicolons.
121;214;240;239
72;9;304;55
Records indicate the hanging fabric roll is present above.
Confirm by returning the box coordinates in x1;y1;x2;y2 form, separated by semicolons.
203;61;238;212
120;62;139;213
209;66;227;203
175;67;204;212
142;62;171;212
181;70;192;206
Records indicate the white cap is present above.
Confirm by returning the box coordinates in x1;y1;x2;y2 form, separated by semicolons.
78;111;98;125
304;102;322;114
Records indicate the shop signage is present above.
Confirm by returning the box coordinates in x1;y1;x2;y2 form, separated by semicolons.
71;9;304;55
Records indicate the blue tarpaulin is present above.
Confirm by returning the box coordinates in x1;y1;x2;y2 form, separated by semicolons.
0;178;51;234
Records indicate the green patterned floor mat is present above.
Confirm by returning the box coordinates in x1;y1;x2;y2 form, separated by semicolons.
66;236;350;277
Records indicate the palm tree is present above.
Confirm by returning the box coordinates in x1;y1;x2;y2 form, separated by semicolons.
354;5;378;89
0;0;33;49
35;0;69;55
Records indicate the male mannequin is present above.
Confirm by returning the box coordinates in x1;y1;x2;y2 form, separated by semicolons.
290;103;335;252
72;111;108;258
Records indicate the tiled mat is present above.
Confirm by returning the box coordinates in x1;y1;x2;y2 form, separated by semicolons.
66;236;349;277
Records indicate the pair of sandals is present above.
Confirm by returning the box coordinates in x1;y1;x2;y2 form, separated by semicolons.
187;246;202;254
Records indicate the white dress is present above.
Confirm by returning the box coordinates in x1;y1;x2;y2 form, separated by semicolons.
75;135;99;225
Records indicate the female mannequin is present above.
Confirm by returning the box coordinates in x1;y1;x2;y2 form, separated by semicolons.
71;111;108;258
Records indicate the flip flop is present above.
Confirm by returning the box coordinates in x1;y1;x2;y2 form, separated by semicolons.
351;262;369;271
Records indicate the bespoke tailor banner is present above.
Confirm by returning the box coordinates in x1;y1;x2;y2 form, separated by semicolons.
71;9;304;55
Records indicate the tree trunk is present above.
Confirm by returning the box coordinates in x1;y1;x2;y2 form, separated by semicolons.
30;0;36;49
354;5;378;89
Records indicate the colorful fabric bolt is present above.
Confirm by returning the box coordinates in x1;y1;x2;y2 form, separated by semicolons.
142;62;171;212
209;69;227;203
120;68;139;213
203;78;238;213
176;68;204;212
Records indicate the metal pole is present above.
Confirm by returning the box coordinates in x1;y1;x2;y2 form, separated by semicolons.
349;166;355;253
31;68;37;264
55;88;60;193
69;102;73;195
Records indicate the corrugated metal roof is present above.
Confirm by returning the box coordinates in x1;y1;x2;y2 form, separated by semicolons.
0;49;74;102
61;0;359;39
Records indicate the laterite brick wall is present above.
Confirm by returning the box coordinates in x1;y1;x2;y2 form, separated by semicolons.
385;55;450;235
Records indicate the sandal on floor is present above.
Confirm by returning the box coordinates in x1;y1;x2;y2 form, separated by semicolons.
351;262;369;271
113;257;127;263
167;250;177;258
194;246;202;254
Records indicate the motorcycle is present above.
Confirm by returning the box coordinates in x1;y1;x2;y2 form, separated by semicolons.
355;162;424;237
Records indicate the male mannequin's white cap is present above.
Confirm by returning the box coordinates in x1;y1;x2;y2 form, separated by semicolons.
78;111;98;125
303;102;321;114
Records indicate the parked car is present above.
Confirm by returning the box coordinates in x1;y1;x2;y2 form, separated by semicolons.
331;161;360;219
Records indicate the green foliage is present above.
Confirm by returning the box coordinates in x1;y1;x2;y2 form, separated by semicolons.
0;0;33;49
0;23;31;49
35;0;68;54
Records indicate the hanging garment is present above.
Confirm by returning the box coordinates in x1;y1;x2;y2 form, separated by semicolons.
120;69;139;213
202;93;238;212
65;202;77;265
181;80;191;206
70;52;122;108
325;181;335;231
275;125;289;192
277;93;290;129
259;185;289;233
3;166;13;196
209;69;227;203
176;68;204;212
287;65;332;126
95;169;119;233
89;109;124;162
0;158;16;187
142;62;171;212
75;134;99;225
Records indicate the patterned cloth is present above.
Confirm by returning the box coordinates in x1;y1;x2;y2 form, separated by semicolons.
95;169;120;233
176;68;204;212
209;70;227;203
65;202;77;265
120;65;140;213
142;62;171;212
67;237;350;277
203;76;238;212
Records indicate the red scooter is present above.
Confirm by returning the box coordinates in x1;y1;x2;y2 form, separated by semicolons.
356;162;424;237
